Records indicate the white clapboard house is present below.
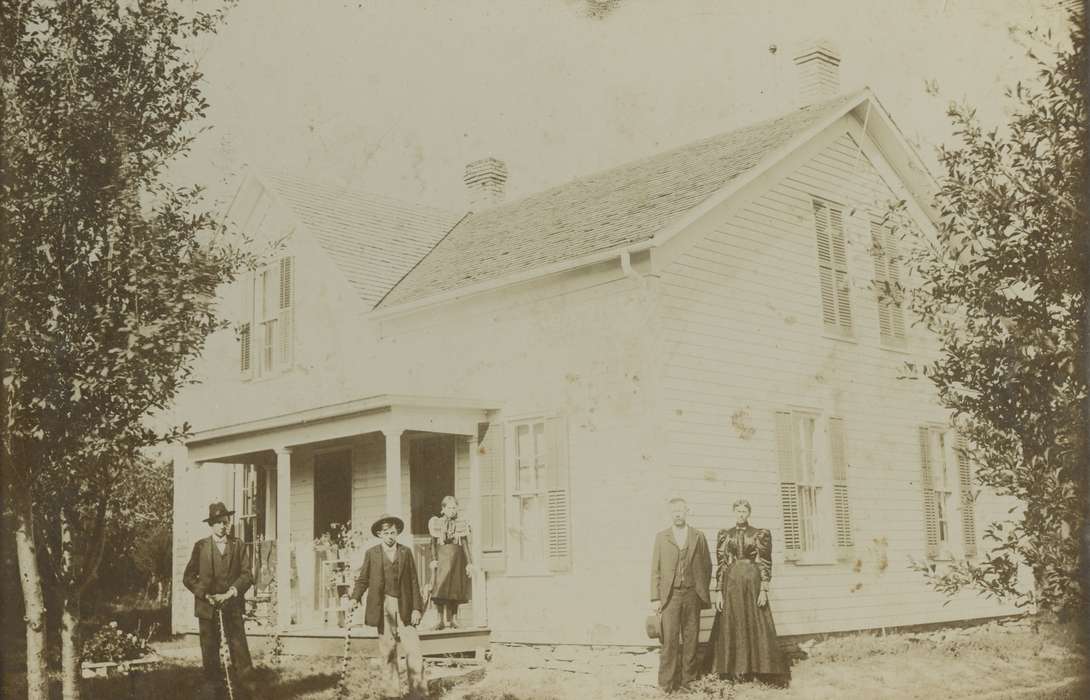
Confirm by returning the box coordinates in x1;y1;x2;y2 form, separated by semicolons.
170;44;1018;654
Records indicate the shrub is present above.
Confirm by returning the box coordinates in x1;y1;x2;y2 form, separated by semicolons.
81;621;154;664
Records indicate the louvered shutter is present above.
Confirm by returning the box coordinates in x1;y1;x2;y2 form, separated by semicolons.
775;411;801;561
872;222;893;340
545;416;571;572
918;427;939;558
955;435;977;558
478;422;506;572
277;257;294;367
813;202;838;328
828;417;854;559
239;273;253;377
872;222;905;343
829;206;852;331
886;231;905;340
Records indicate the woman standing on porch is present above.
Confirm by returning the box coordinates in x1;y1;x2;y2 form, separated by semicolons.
710;499;790;687
428;495;473;629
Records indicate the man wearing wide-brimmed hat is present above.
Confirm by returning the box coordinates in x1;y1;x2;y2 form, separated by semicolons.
351;513;425;698
183;501;255;699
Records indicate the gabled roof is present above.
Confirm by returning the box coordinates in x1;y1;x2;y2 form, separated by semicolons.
377;91;864;309
261;173;463;307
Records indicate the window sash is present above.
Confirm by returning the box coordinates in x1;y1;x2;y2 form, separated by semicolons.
511;420;548;567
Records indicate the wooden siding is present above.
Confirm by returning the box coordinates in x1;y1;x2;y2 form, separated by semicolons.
659;130;1017;635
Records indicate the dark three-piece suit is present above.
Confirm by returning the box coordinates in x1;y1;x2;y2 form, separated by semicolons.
183;535;254;692
650;525;712;691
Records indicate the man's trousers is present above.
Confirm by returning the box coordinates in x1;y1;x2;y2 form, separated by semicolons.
658;587;701;691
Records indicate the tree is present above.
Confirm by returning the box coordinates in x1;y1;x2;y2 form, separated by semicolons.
83;454;173;607
0;2;243;697
904;14;1087;616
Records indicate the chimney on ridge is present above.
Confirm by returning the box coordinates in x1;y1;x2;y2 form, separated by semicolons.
793;40;841;106
464;157;508;211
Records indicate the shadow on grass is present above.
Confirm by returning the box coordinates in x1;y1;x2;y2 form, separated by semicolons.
2;664;343;700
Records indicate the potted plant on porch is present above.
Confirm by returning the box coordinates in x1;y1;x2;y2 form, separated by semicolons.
80;621;160;678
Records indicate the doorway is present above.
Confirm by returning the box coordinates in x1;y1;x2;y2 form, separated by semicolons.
409;435;455;536
313;449;352;538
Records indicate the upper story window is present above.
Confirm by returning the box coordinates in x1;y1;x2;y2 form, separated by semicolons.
239;256;294;378
812;199;853;337
871;219;907;346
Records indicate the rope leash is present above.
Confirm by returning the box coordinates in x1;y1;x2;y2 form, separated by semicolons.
217;606;236;700
335;606;357;698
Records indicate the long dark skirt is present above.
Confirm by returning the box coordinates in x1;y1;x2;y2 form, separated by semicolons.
432;542;470;604
711;560;790;680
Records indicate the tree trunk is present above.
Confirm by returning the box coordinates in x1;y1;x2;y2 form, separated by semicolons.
11;495;50;700
59;512;81;700
60;593;81;700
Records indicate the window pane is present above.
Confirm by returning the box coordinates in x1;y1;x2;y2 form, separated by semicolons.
533;421;546;486
798;416;816;484
517;495;543;564
516;424;535;492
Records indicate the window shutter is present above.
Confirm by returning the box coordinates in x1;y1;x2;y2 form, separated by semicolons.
775;411;801;561
918;427;939;558
277;257;294;367
886;231;905;339
830;206;852;331
239;273;253;378
239;324;252;375
813;201;838;328
956;435;977;558
478;422;506;572
828;418;854;559
872;222;893;340
872;222;905;343
544;416;571;573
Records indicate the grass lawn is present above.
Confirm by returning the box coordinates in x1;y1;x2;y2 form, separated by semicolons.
2;618;1085;699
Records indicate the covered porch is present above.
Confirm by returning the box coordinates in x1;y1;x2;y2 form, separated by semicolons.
175;394;499;656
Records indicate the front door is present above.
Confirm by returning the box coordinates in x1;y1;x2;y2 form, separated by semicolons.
313;449;352;538
409;435;455;536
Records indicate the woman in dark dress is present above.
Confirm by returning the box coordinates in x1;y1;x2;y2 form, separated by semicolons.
428;496;473;629
711;499;790;686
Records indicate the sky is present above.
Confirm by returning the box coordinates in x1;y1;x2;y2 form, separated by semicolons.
176;0;1076;212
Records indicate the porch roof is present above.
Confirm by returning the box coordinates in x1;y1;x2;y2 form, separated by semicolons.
186;394;499;463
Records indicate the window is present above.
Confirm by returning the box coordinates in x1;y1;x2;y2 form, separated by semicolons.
871;220;906;345
503;416;571;574
239;256;294;378
813;199;852;336
775;411;853;562
918;426;977;559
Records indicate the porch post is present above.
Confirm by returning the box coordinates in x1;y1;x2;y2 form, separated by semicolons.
383;429;403;516
467;433;487;627
275;447;292;629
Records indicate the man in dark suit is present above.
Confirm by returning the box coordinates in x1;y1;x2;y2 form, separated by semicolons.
351;513;425;698
183;502;254;698
650;496;712;692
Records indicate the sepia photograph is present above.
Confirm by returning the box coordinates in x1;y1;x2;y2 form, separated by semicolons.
1;1;1087;698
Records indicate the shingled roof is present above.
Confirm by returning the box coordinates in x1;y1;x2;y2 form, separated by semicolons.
377;92;862;309
262;173;463;307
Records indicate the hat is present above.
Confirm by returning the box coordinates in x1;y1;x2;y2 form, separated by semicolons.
204;502;235;524
370;513;405;537
645;613;662;640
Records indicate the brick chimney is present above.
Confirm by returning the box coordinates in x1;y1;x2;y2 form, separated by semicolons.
464;157;508;211
793;40;841;106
